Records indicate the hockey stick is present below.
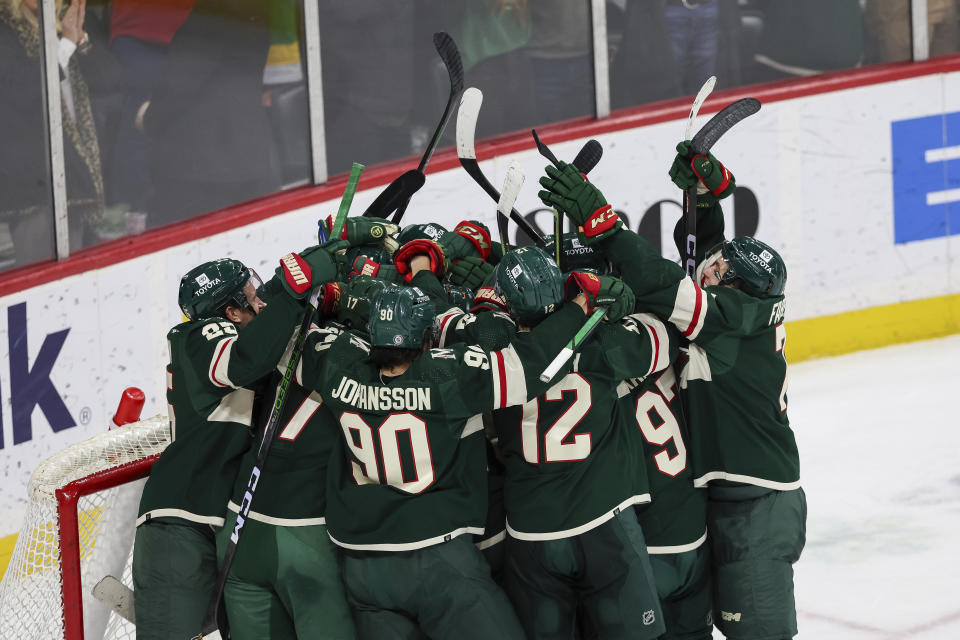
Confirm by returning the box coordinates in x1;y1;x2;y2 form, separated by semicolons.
391;32;465;225
196;166;365;640
530;130;603;269
681;76;717;277
539;306;608;382
93;576;135;625
456;87;547;248
320;162;365;242
682;97;761;278
496;161;525;252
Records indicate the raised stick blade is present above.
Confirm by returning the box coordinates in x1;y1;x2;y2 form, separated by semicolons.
433;32;464;95
572;139;603;174
362;170;425;218
691;97;761;155
498;161;526;217
457;87;483;161
531;129;561;167
685;75;717;140
93;575;136;625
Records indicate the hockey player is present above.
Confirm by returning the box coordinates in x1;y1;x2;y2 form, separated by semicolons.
291;259;601;639
133;247;340;640
538;143;805;640
488;247;669;640
622;360;712;640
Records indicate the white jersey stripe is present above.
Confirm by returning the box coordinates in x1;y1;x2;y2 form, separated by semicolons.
647;529;708;555
506;493;651;541
498;344;529;407
436;308;463;347
209;337;237;388
227;500;326;527
491;350;505;408
635;313;671;376
328;526;484;552
693;470;801;491
668;278;708;340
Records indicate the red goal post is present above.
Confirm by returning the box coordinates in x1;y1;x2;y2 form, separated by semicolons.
0;415;170;640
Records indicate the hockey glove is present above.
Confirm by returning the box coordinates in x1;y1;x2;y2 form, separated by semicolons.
317;281;343;318
447;256;495;290
565;272;635;322
668;141;736;206
438;220;493;262
348;254;382;280
318;215;400;251
538;162;622;244
394;239;447;283
471;285;509;314
275;241;347;300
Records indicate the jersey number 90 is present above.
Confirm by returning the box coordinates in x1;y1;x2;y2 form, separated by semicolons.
340;412;435;493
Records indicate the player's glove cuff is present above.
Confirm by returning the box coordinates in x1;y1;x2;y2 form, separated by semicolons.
394;239;447;283
278;252;315;299
471;286;509;314
565;271;603;313
578;205;622;243
452;220;493;261
349;255;381;280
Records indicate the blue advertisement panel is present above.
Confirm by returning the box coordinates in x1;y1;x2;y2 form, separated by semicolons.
892;111;960;244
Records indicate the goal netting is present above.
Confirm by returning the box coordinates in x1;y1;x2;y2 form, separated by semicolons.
0;415;171;640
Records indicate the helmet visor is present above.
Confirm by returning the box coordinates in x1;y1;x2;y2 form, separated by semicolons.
244;269;265;313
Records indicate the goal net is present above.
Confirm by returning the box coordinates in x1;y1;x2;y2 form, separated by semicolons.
0;415;171;640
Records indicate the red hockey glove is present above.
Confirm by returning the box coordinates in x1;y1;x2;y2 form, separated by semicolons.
393;239;447;283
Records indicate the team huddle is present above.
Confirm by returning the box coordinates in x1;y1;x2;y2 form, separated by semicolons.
132;142;805;640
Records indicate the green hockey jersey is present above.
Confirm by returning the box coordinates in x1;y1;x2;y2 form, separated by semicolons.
599;207;800;490
226;380;338;526
296;303;587;550
620;363;707;552
496;313;674;540
138;294;304;526
435;304;675;540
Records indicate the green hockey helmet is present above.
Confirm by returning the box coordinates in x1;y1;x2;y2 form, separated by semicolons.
545;231;611;275
493;246;563;326
444;283;473;312
338;276;389;331
713;236;787;298
368;286;437;349
178;258;262;320
396;222;448;246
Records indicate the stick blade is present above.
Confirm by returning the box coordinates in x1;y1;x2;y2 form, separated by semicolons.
457;87;483;161
433;32;465;94
572;139;603;174
92;575;136;625
362;170;425;218
685;75;717;140
497;161;525;216
691;97;761;155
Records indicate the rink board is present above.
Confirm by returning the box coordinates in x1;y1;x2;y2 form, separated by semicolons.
1;65;960;539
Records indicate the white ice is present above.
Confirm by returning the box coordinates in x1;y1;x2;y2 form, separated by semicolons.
713;334;960;639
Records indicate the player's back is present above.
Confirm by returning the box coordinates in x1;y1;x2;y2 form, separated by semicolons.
495;315;672;540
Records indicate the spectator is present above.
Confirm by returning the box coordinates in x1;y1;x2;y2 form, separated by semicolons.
526;0;592;124
753;0;863;80
864;0;958;64
0;0;104;267
458;0;535;137
137;0;280;228
610;0;682;108
663;0;721;96
107;0;195;222
320;0;415;175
